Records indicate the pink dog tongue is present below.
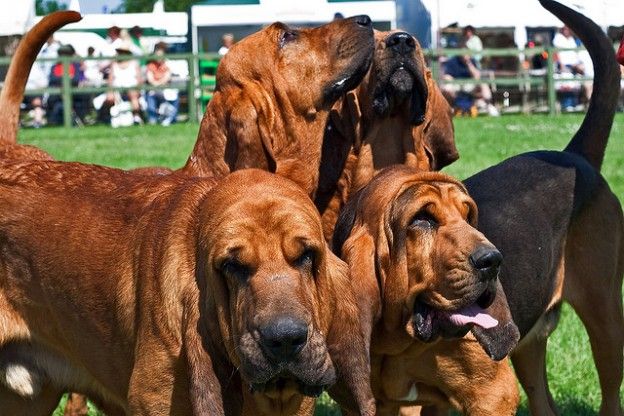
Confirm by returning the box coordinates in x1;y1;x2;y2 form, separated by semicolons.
448;304;498;329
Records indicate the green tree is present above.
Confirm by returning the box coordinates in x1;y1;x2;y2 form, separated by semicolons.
121;0;200;12
35;0;68;15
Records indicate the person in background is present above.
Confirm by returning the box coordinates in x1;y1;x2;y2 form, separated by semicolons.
146;42;179;126
552;25;585;111
83;46;105;87
129;25;149;56
105;25;121;55
463;25;483;68
46;44;84;125
39;35;60;77
526;34;548;71
553;25;584;74
218;33;234;56
107;40;143;124
24;38;53;128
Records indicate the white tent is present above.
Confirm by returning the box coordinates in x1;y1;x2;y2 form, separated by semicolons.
33;11;188;37
422;0;622;48
0;0;35;36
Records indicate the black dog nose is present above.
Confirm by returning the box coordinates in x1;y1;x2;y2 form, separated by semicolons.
386;32;416;54
259;317;308;362
353;15;372;28
470;246;503;280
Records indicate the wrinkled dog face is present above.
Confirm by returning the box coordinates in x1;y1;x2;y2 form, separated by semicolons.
369;30;428;124
217;16;374;114
207;190;336;403
391;180;501;342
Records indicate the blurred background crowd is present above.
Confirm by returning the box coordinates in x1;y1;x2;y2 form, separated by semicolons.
0;0;622;128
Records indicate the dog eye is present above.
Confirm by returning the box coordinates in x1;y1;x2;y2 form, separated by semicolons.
409;210;438;229
279;30;298;47
295;248;316;269
220;258;250;280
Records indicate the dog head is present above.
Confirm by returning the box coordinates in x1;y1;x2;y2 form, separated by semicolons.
197;16;374;194
357;30;429;125
197;169;373;414
333;166;518;359
217;16;374;114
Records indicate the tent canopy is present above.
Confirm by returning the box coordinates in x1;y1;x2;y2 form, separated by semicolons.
421;0;622;48
0;0;35;36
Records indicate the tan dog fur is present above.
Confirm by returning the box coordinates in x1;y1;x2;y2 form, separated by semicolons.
0;166;374;416
180;17;374;196
315;30;458;240
330;167;519;415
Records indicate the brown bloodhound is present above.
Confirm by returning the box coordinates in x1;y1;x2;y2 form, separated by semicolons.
0;12;377;416
0;166;374;416
0;13;375;195
180;16;375;196
315;29;458;239
330;166;520;415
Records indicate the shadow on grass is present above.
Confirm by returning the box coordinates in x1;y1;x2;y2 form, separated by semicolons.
315;400;601;416
516;400;598;416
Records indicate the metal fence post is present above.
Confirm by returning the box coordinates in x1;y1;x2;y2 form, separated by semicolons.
187;54;198;123
62;56;73;128
546;47;556;116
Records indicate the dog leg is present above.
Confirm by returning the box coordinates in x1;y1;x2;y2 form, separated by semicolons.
63;392;89;416
563;186;624;416
0;382;63;416
512;306;561;416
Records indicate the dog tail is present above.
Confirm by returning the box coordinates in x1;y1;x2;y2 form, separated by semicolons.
0;11;81;145
539;0;620;171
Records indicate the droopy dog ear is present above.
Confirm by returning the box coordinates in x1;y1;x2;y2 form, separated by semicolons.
322;250;375;415
418;70;459;170
333;184;413;352
225;82;278;174
181;292;227;415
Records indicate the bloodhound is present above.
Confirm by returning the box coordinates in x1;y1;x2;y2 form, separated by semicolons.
330;166;520;415
332;1;623;415
0;166;374;416
0;13;375;195
0;12;376;415
463;1;623;414
179;16;375;196
315;29;458;239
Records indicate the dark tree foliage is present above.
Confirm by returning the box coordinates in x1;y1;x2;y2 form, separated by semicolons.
121;0;199;12
35;0;68;15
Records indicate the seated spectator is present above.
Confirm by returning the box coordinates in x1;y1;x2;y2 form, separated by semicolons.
218;33;234;56
553;25;584;75
553;25;586;111
106;40;143;124
129;25;149;56
145;42;179;126
524;34;548;72
463;25;483;68
82;46;105;87
46;44;85;125
441;26;499;116
25;55;49;128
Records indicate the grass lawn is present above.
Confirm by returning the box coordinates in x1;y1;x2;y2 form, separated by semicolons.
18;113;624;415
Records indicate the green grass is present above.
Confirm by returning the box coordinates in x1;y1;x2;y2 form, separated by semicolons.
17;114;624;415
